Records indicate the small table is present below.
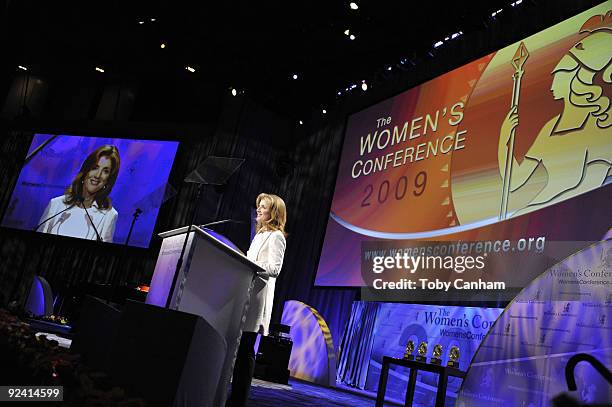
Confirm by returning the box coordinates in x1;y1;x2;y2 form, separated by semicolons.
375;356;465;407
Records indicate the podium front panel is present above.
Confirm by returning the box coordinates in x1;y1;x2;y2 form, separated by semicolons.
146;232;196;307
146;227;259;407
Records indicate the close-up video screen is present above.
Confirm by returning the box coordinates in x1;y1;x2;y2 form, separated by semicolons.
2;134;179;248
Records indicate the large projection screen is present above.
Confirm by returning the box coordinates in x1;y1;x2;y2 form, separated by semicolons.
314;4;611;297
2;134;179;248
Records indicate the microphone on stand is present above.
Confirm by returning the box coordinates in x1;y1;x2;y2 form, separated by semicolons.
24;135;59;165
52;212;72;236
199;219;245;228
80;197;103;242
33;202;77;231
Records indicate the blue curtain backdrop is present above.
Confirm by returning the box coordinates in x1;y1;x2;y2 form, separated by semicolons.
337;301;380;388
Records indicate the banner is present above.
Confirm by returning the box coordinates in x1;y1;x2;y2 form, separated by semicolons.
315;4;612;292
458;239;611;405
361;302;502;405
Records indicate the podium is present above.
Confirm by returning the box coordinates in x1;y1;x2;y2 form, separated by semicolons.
146;225;262;407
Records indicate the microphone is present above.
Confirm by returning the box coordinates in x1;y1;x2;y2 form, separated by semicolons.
59;212;71;223
34;202;77;231
80;197;103;242
199;219;245;228
24;135;59;165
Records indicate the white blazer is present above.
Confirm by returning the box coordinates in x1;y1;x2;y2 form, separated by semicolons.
243;230;286;335
37;195;118;243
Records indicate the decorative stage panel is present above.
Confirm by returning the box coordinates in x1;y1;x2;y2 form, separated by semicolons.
281;300;336;386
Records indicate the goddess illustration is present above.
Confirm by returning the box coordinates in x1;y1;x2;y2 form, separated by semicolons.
498;11;611;218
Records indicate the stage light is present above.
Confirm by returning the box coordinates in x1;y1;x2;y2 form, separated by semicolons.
511;0;522;6
95;67;105;73
18;65;28;71
491;8;503;17
337;91;342;96
160;43;166;49
344;29;350;36
231;88;237;96
349;34;356;40
292;73;298;80
433;40;444;48
150;18;156;22
361;81;368;91
349;2;358;10
322;109;327;114
138;21;144;25
299;120;303;125
186;66;195;73
387;66;392;71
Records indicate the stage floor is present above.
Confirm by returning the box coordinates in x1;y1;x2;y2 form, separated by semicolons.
248;378;408;407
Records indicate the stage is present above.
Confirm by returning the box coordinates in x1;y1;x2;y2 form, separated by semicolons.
244;378;405;407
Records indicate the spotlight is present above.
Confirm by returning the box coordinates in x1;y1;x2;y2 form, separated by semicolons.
344;29;350;36
349;2;358;10
186;66;195;73
160;43;166;49
150;18;156;22
387;66;392;71
138;21;144;25
361;81;368;91
349;34;356;40
299;120;303;125
433;40;444;48
292;73;298;80
95;67;105;73
322;109;327;114
337;91;342;96
231;88;237;96
18;65;28;71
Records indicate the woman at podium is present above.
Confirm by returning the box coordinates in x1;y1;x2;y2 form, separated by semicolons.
37;145;120;242
228;193;287;407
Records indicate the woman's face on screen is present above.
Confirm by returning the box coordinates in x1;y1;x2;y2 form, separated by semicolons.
83;156;112;197
256;199;271;223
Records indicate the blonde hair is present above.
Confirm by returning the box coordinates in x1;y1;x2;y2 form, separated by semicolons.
255;193;287;236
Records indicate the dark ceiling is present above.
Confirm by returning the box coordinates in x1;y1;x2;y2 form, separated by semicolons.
3;0;605;122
